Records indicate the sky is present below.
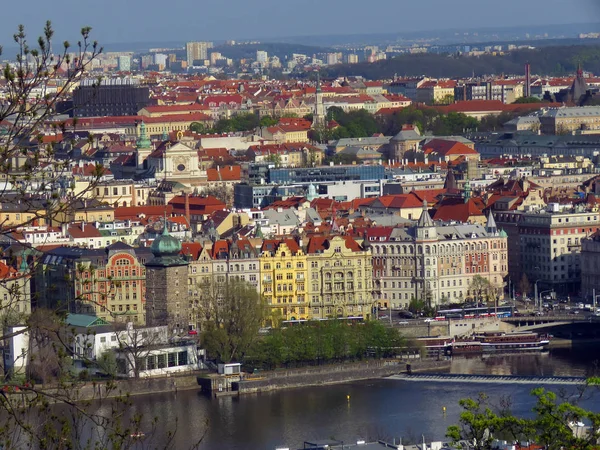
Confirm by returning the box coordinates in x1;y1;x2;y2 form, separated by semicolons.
0;0;599;46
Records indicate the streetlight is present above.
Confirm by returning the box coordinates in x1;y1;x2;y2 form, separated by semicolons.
534;279;542;312
539;289;554;313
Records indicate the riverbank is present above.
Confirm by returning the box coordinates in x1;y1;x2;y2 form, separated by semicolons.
231;359;451;396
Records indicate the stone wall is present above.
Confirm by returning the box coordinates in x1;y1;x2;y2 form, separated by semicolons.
233;359;451;395
73;372;201;401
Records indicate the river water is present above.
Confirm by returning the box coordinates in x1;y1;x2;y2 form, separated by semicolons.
122;346;600;450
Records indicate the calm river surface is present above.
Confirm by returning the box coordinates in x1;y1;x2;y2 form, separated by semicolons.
120;346;600;450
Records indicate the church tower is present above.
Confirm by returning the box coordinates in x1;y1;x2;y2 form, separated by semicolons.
136;121;153;167
145;224;189;332
313;73;325;129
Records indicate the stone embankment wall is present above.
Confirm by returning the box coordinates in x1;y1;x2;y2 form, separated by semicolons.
233;359;450;395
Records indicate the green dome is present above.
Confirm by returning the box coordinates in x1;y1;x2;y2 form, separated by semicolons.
136;122;152;149
151;226;182;257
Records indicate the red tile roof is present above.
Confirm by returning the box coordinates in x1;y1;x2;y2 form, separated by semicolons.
115;205;174;221
142;104;209;114
432;198;485;223
67;223;102;239
206;165;241;182
181;242;202;260
423;140;479;156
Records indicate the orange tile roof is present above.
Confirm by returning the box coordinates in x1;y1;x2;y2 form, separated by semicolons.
115;205;173;220
206;165;241;182
142;104;209;113
181;242;202;260
423;140;479;156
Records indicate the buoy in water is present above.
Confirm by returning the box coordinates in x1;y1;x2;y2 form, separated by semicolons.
347;395;351;401
442;406;446;413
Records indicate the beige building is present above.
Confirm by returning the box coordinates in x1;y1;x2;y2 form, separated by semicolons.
539;106;600;135
306;236;374;320
369;207;508;309
93;181;154;207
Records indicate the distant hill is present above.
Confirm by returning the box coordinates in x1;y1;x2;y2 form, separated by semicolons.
319;44;600;80
213;42;331;62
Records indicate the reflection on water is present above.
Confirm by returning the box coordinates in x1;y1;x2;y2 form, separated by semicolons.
125;346;600;450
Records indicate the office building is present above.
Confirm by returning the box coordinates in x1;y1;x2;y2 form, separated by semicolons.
268;165;385;184
519;208;600;295
256;51;268;64
72;78;150;117
117;55;131;72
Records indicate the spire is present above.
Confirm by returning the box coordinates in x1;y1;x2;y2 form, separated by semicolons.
463;178;472;204
254;223;264;239
19;251;28;273
444;166;457;192
316;72;321;94
417;199;434;228
577;62;583;79
136;121;151;149
486;211;498;235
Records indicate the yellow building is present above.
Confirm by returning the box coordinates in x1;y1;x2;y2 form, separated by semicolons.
92;181;154;207
260;239;308;324
53;200;115;226
263;125;309;143
0;205;47;229
306;236;374;320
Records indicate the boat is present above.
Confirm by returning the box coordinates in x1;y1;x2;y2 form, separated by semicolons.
449;332;550;355
416;337;453;357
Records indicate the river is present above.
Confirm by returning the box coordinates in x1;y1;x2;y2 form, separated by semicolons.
119;346;600;449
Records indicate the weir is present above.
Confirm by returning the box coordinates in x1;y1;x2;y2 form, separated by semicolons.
389;373;587;385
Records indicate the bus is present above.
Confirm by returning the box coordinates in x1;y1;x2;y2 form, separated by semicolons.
436;306;514;320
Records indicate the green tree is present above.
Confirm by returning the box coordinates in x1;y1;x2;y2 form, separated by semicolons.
447;387;600;450
264;153;283;167
469;275;493;302
260;115;279;127
190;121;208;133
199;278;267;363
513;96;545;104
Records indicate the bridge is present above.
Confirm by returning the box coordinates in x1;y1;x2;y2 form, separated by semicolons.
389;373;587;385
501;315;598;332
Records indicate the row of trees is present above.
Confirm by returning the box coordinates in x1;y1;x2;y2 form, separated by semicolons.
190;113;294;135
246;320;406;370
192;104;537;142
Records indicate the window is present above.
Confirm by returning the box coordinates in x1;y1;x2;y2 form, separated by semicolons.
178;351;188;366
100;337;106;343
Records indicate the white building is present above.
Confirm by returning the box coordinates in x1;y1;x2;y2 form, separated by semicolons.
73;321;202;378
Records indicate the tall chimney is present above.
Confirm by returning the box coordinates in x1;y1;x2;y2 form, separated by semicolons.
525;63;531;98
185;193;191;226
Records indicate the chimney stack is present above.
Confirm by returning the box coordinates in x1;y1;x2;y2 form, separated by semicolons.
525;63;531;98
185;193;191;226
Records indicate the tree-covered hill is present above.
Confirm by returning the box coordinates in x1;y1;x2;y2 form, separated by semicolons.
320;45;600;80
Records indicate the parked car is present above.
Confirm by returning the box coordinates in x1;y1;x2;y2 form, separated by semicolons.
423;318;434;323
398;311;415;319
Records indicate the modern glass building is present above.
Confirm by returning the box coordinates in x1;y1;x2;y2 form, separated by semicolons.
268;165;385;184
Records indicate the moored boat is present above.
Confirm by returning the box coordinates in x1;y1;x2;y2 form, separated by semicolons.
449;332;550;355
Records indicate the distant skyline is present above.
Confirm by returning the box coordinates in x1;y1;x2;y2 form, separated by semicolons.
1;0;600;46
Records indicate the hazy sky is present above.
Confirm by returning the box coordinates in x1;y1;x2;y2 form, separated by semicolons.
0;0;599;45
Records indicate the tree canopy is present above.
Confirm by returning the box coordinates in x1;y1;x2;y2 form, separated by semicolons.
448;386;600;450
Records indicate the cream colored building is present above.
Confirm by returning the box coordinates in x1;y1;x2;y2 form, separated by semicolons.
306;236;374;320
